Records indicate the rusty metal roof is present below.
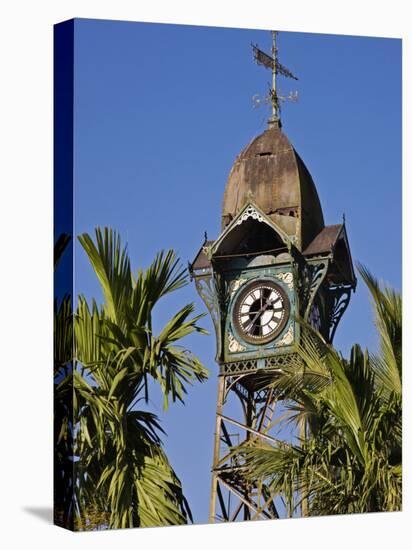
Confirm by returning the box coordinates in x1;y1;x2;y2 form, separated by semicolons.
221;123;325;251
191;240;214;271
303;224;343;256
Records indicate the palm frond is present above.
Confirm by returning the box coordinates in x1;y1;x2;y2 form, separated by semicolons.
357;263;401;397
71;228;208;528
78;228;132;324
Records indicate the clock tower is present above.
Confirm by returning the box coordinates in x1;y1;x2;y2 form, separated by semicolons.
190;32;356;522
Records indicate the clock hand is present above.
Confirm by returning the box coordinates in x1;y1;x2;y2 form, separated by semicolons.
244;310;261;332
245;299;272;332
244;305;264;332
250;298;281;329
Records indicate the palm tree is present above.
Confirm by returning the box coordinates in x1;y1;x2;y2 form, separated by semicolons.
231;266;401;517
56;227;208;529
54;233;75;528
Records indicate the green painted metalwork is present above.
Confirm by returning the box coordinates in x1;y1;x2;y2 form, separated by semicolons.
190;44;357;518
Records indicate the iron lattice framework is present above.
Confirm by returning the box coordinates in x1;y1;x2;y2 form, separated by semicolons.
191;248;354;522
209;368;292;522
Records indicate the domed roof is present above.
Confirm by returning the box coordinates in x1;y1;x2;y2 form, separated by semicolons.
221;123;325;251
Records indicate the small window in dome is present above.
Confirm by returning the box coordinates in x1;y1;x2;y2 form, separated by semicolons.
275;207;298;218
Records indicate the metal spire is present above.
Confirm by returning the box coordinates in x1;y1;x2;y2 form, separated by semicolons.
252;30;298;127
271;30;279;122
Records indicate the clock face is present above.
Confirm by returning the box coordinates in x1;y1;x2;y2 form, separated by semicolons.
233;280;290;345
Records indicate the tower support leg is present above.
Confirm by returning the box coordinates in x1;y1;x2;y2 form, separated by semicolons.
209;376;225;523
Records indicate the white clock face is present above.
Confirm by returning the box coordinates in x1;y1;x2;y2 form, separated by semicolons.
233;280;290;344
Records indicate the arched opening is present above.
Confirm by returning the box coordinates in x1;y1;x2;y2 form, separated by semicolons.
213;218;288;259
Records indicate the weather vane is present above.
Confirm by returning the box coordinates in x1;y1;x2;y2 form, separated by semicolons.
251;31;298;126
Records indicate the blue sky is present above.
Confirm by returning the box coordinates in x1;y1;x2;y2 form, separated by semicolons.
72;19;401;524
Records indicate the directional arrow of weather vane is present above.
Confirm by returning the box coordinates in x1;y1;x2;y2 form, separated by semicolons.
251;31;299;123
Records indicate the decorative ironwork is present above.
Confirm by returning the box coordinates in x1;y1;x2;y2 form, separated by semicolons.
327;286;352;343
275;324;294;347
201;243;212;257
194;274;221;353
236;205;264;225
230;278;247;296
275;271;294;290
299;261;328;319
265;353;298;369
228;332;246;353
251;31;298;123
252;43;298;80
252;44;274;70
225;376;250;401
221;360;257;375
220;352;297;375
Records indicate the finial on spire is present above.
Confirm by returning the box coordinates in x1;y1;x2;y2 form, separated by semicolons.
271;30;279;123
251;31;298;127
